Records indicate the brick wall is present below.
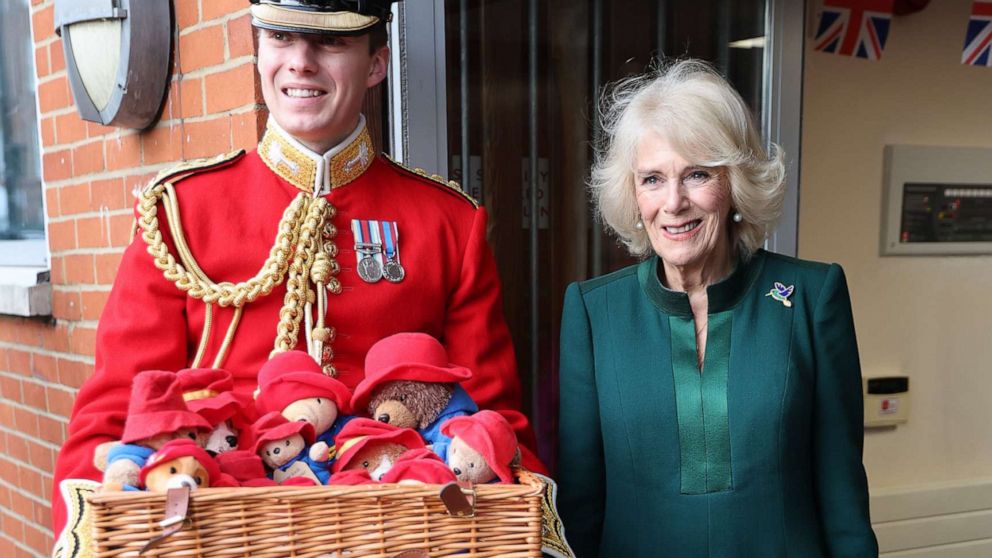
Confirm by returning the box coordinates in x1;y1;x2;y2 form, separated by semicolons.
0;1;263;556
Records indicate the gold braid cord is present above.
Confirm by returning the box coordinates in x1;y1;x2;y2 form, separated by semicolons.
137;168;334;365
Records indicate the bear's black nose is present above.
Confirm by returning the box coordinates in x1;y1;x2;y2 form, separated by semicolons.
453;467;462;476
226;435;238;447
377;413;391;424
273;447;281;455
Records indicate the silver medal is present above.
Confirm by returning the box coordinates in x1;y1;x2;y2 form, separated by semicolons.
383;259;406;283
357;256;383;283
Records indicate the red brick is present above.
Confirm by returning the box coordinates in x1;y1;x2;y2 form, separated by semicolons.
37;415;65;446
180;25;226;74
69;326;97;358
80;290;109;321
42;149;73;182
16;466;44;499
0;538;16;558
37;76;70;113
174;0;200;29
64;254;95;284
50;41;65;73
7;350;31;376
42;324;71;355
106;133;142;171
57;359;91;390
202;0;248;21
31;4;55;40
55;112;87;145
0;404;16;436
31;354;57;384
228;14;255;59
40;116;56;148
51;290;82;321
142;125;182;164
0;482;9;509
95;252;124;285
44;188;60;220
2;508;26;540
231;110;264;150
33;500;52;529
24;522;49;555
76;216;110;249
179;77;204;118
34;45;49;78
109;214;135;248
0;376;22;401
21;381;45;411
58;183;90;216
182;117;232;159
28;439;55;473
86;121;116;138
13;407;39;438
72;141;106;176
205;64;257;113
47;219;76;253
4;428;31;463
46;387;75;418
90;178;127;211
10;491;33;520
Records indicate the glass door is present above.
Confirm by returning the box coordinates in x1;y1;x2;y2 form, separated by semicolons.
389;0;803;469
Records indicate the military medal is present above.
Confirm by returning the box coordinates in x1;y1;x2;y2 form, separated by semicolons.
765;282;794;307
380;221;406;283
352;219;383;283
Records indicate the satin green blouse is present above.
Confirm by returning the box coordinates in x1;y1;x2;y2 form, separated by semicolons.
557;250;877;557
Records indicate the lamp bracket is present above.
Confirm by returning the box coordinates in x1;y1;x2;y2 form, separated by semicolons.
55;0;127;37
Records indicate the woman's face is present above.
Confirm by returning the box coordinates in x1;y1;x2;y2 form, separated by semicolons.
634;131;733;271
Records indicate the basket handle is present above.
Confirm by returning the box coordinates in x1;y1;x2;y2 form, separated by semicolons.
439;481;475;517
139;486;191;555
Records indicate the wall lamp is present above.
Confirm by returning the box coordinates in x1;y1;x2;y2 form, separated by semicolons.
54;0;172;129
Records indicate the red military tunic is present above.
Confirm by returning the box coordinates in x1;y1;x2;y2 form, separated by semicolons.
52;118;544;536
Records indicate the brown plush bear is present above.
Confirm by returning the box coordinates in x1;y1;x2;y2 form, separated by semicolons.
139;439;223;491
351;333;478;461
441;410;520;484
331;418;425;481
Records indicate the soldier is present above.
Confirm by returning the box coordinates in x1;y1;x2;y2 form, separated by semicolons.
52;0;544;540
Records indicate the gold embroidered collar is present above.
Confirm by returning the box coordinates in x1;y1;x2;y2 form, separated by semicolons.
259;115;375;196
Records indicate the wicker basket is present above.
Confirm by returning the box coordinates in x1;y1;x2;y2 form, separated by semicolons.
86;470;546;558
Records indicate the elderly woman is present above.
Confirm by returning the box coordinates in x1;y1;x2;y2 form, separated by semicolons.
557;60;877;557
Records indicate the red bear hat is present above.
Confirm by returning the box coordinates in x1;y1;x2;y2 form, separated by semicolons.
351;333;473;413
250;411;315;454
139;439;221;487
122;370;211;444
327;468;375;485
440;410;517;483
380;448;457;485
332;418;425;473
177;368;256;428
256;351;353;416
214;450;277;487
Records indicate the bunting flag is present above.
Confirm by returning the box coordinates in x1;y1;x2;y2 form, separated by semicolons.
813;0;896;60
962;1;992;66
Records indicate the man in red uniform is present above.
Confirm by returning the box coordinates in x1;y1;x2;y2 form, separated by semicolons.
51;0;544;545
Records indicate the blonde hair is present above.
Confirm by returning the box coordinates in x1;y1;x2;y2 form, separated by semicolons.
589;59;786;260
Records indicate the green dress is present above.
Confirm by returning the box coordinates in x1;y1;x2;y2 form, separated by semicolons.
557;250;877;557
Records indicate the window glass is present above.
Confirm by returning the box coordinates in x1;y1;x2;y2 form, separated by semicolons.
0;0;44;242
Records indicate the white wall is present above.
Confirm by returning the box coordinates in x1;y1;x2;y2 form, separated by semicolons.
800;0;992;495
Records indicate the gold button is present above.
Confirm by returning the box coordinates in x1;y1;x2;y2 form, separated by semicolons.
326;326;336;342
325;205;337;219
327;278;342;294
329;260;340;275
322;364;337;377
322;222;337;239
321;345;334;361
324;242;338;257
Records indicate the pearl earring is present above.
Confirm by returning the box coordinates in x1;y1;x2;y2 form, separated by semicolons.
635;221;644;230
732;212;743;223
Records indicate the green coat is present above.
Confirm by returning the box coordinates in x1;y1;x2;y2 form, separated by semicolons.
557;250;877;557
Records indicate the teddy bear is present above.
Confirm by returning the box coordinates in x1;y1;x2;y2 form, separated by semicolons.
440;410;520;484
101;370;212;491
251;411;327;485
351;333;478;461
139;439;226;491
380;447;458;485
331;418;426;481
255;351;354;467
177;367;256;456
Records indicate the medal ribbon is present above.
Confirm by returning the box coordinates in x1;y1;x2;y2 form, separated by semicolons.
381;221;397;259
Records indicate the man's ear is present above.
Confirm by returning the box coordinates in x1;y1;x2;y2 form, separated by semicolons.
367;45;390;88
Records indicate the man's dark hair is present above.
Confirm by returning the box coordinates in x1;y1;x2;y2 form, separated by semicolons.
368;22;388;54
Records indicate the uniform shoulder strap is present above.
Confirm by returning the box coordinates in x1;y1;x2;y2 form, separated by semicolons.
382;154;480;208
144;149;246;191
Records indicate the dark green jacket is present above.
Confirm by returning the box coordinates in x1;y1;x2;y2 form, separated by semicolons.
557;250;877;557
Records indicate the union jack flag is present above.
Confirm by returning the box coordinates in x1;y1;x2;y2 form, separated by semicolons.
962;1;992;66
813;0;895;61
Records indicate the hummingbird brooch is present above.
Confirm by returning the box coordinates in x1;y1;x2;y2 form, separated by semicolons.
766;282;794;308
